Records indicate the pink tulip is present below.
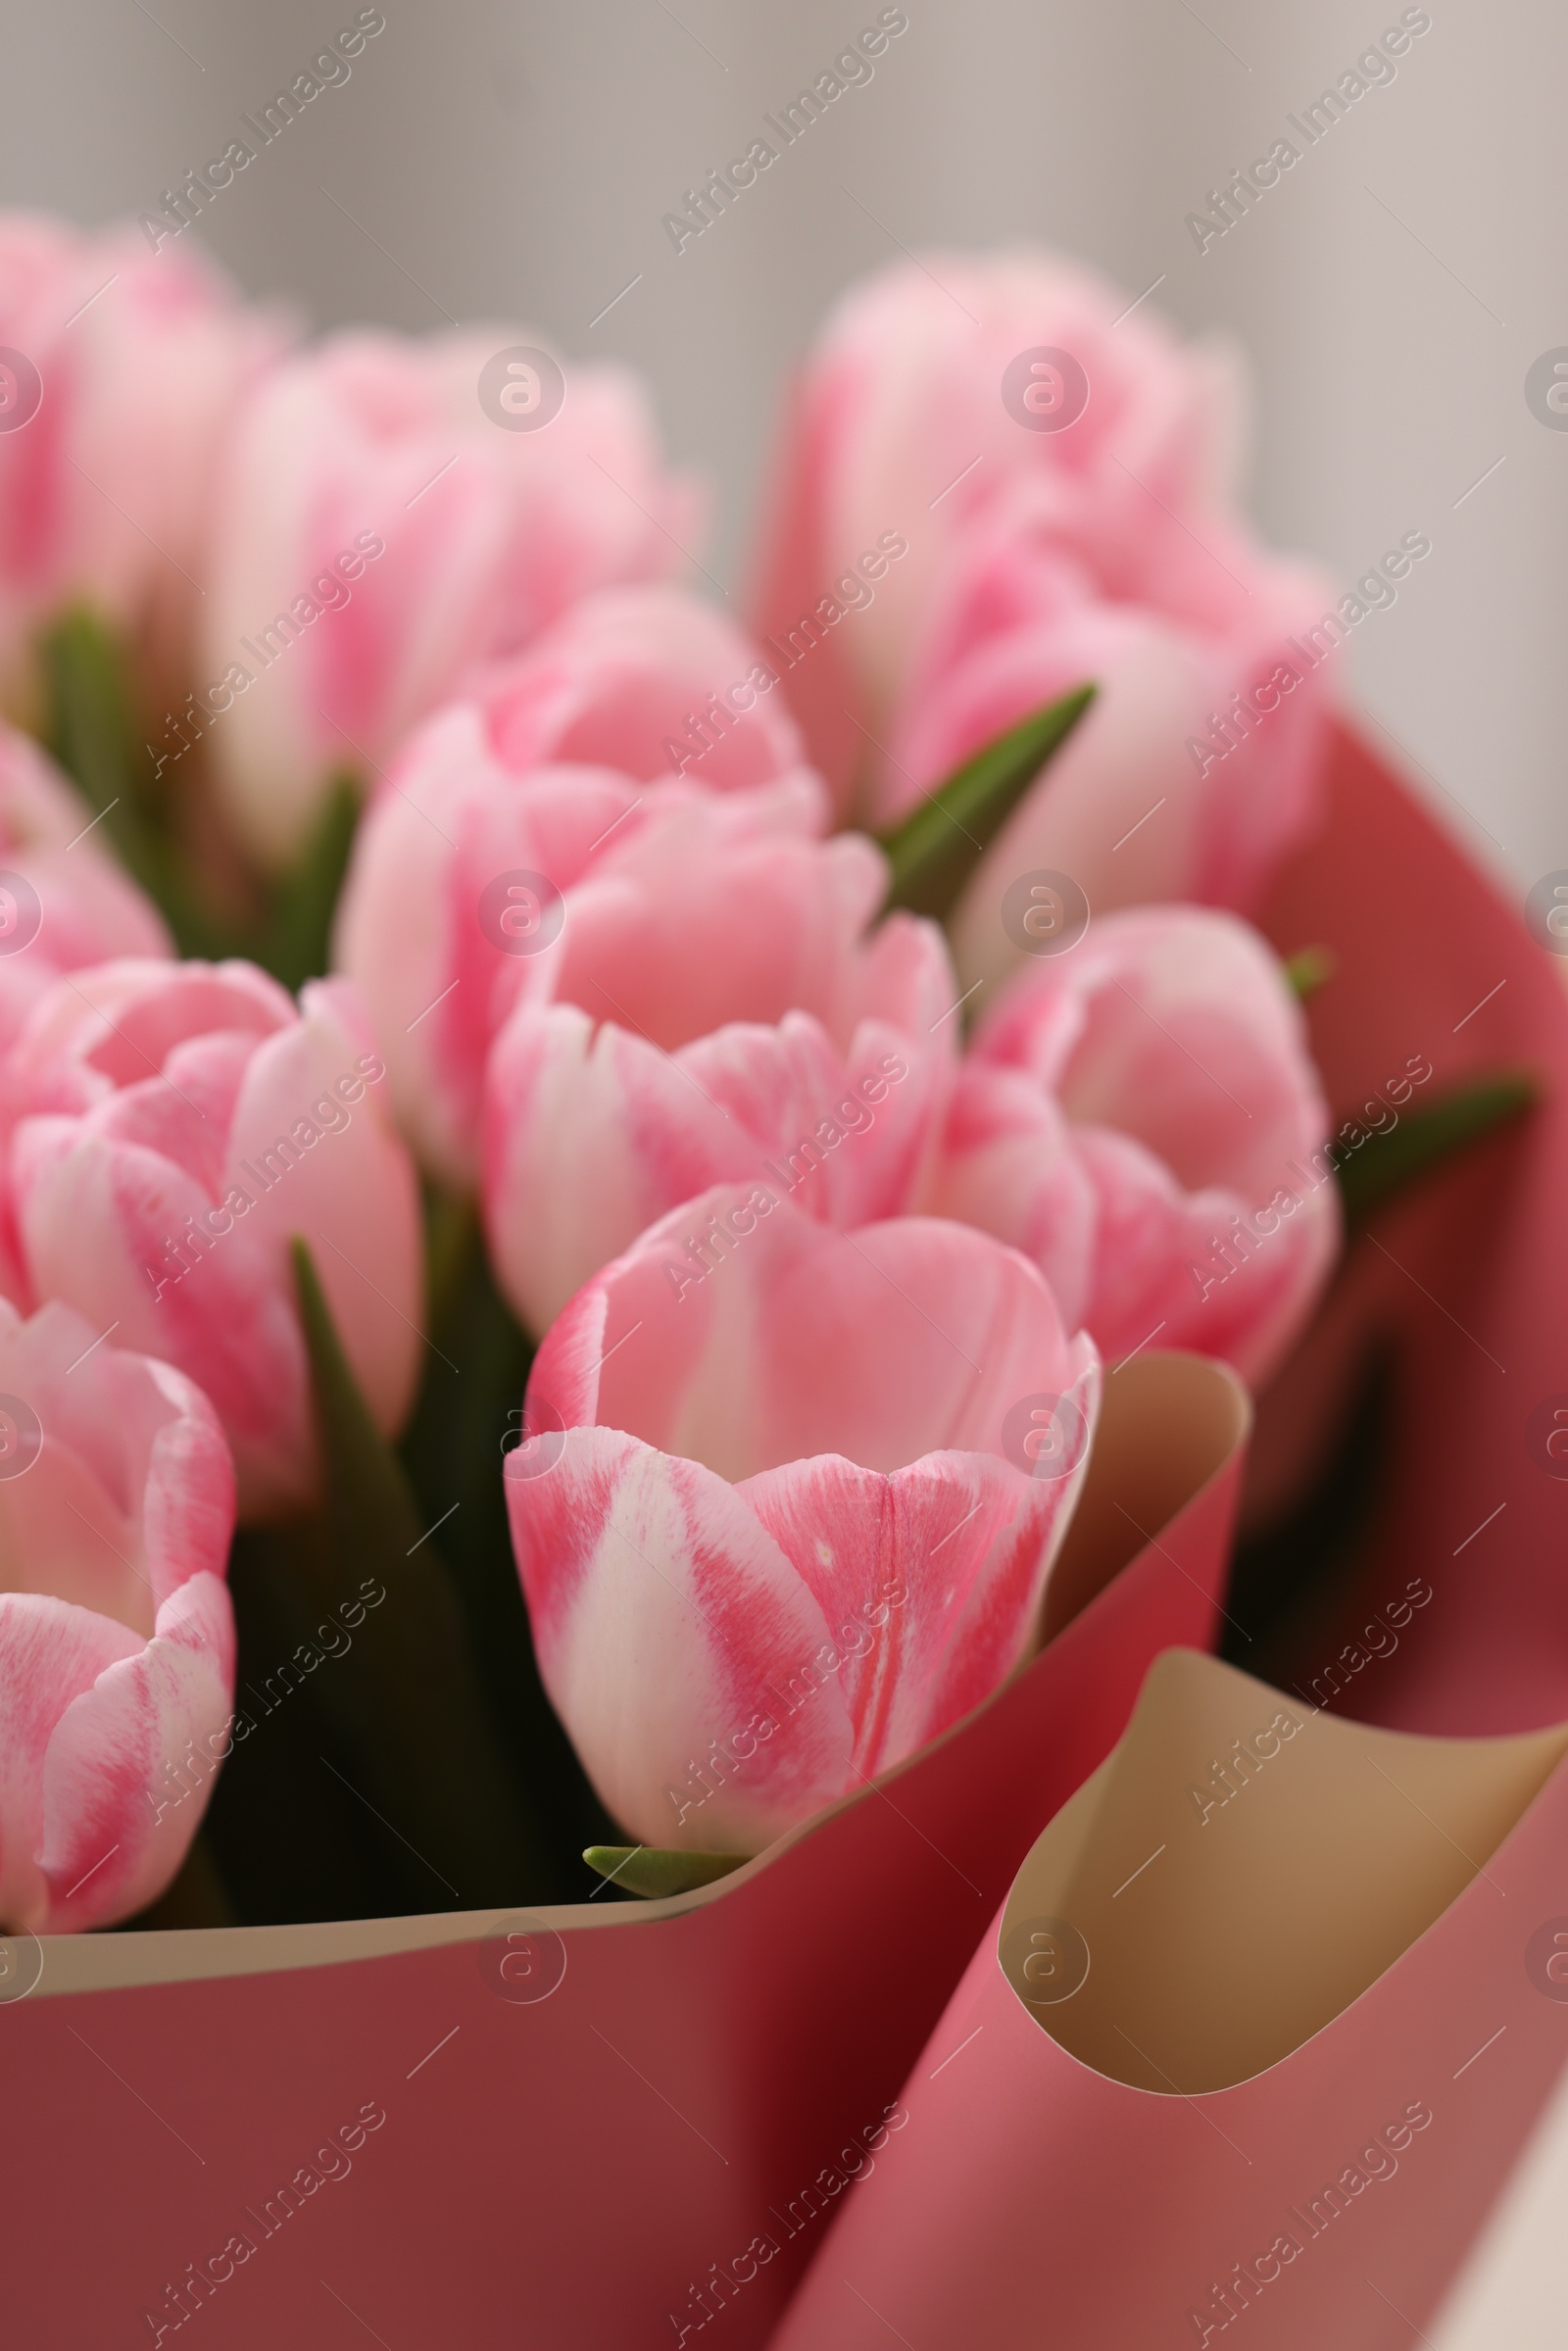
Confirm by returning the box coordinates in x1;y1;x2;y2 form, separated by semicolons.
332;682;837;1183
0;721;172;1053
891;483;1337;997
481;800;956;1332
330;585;816;1196
506;1182;1099;1854
0;1296;235;1933
475;584;808;794
752;247;1245;804
0;723;173;1306
930;906;1341;1386
0;213;285;706
197;328;703;867
5;959;421;1518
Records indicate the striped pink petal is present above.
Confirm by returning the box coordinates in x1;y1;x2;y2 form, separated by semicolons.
0;1298;236;1932
508;1185;1098;1852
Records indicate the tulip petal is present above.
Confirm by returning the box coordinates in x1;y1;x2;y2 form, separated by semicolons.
8;961;418;1519
201;328;699;867
931;1063;1098;1330
480;584;808;793
12;1119;308;1513
484;997;956;1336
554;824;887;1051
0;1591;140;1930
0;1290;237;1933
541;1189;1092;1482
740;1440;1092;1778
483;1004;747;1337
512;1188;1101;1855
1073;1124;1340;1383
508;1427;853;1851
227;984;421;1455
38;1568;236;1930
936;908;1341;1386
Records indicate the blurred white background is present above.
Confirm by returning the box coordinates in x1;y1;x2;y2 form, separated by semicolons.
3;0;1564;2331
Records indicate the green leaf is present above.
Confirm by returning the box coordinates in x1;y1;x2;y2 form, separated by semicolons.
38;607;164;882
419;1183;486;1338
1337;1068;1537;1225
1285;945;1335;1001
1222;1344;1396;1680
257;776;361;991
38;607;146;817
274;1237;548;1908
877;684;1098;921
291;1236;427;1557
583;1845;748;1899
396;1193;622;1896
36;605;246;959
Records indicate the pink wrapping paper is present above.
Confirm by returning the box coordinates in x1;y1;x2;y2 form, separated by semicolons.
5;724;1565;2349
2;1357;1244;2349
1252;719;1568;1732
768;1647;1568;2351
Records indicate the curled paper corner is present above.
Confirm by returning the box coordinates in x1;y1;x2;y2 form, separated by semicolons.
1036;1348;1250;1651
770;1647;1568;2351
998;1644;1568;2093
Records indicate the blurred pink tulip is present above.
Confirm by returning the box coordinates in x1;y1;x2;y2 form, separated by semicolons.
886;484;1336;998
333;688;836;1184
475;584;808;794
506;1182;1099;1854
0;723;173;1307
752;247;1246;805
0;720;172;1053
930;906;1341;1386
198;328;703;867
0;1296;235;1932
0;213;286;707
5;959;420;1518
481;802;956;1333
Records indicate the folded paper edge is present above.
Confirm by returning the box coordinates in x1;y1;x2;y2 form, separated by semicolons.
31;1354;1249;1993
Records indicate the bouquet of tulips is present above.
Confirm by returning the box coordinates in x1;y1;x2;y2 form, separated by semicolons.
12;213;1568;2351
0;217;1530;1950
